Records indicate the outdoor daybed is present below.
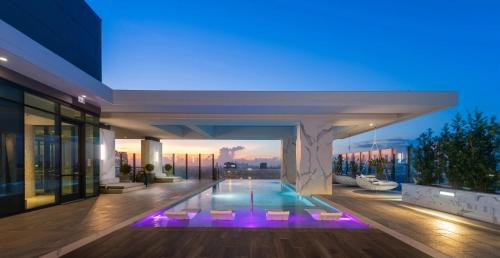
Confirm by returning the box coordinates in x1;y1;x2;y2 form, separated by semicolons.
356;175;398;191
333;174;358;186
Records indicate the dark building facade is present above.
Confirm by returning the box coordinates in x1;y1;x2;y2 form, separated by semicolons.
0;0;102;217
0;0;102;80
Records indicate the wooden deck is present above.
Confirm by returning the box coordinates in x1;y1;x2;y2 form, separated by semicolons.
0;180;217;258
64;227;429;258
321;185;500;258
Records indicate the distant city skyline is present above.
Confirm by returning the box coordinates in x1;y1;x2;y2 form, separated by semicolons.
88;1;500;157
115;139;281;166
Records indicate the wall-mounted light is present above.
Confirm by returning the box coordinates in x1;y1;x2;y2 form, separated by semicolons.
0;56;8;62
78;95;86;104
100;144;106;161
369;122;374;127
439;191;455;197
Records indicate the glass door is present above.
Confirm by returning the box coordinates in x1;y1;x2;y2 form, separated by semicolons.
61;121;81;202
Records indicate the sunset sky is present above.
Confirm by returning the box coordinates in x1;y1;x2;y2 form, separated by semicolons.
116;139;281;163
89;1;499;159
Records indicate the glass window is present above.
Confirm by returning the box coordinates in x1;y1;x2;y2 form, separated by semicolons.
24;107;59;209
85;113;99;125
0;78;22;103
85;125;99;197
61;105;82;121
0;99;24;217
61;122;80;198
24;93;56;113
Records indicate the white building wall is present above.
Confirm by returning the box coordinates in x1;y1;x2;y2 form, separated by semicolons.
99;128;118;184
141;139;163;177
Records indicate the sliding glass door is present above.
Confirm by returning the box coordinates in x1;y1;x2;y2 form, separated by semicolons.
61;121;81;202
24;107;59;209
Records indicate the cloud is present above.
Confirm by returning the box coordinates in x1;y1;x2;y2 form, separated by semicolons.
217;146;245;163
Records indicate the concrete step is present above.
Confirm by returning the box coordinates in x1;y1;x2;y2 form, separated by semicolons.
100;183;144;194
155;176;183;183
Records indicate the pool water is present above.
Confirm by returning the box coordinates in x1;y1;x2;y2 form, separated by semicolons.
133;180;368;228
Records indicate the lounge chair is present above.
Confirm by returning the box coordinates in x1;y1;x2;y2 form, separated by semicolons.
305;208;342;221
164;208;200;220
210;210;235;220
356;175;398;191
266;210;289;220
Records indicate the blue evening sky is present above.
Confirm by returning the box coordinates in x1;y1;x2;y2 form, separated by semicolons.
87;0;499;154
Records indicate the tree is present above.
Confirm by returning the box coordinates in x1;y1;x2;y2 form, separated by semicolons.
349;159;358;178
412;129;439;185
334;155;343;175
444;113;467;188
414;110;499;192
463;111;499;192
370;157;387;179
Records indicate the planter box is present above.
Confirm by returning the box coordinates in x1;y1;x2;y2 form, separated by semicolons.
402;183;500;225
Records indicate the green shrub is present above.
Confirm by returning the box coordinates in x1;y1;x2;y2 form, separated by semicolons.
120;164;132;175
412;129;439;185
144;163;155;173
413;111;499;192
164;164;173;176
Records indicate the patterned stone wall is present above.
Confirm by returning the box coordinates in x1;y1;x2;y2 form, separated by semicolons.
402;184;500;225
280;135;296;184
99;128;118;184
295;120;334;195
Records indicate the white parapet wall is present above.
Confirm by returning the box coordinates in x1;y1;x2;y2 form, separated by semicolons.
402;183;500;225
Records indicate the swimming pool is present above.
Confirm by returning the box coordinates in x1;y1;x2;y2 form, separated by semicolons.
133;180;368;229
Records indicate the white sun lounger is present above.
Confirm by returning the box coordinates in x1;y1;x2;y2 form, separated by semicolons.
266;210;290;220
210;210;235;220
305;208;342;221
164;208;200;220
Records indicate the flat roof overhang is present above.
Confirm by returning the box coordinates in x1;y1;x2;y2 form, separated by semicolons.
0;20;112;106
101;90;457;140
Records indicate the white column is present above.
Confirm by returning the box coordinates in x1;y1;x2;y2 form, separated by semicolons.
295;120;334;195
281;135;296;184
99;128;118;184
141;139;163;178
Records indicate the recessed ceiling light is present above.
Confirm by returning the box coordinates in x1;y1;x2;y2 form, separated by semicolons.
0;56;8;62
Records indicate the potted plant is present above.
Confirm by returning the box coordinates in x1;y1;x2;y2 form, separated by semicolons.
144;163;155;187
164;164;173;176
119;164;132;182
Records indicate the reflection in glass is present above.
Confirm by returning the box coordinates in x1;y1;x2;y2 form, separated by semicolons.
61;122;80;197
61;105;82;121
85;125;99;197
24;93;56;113
24;107;58;209
0;99;23;216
